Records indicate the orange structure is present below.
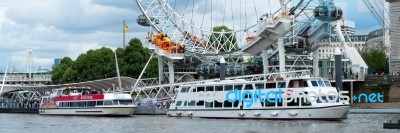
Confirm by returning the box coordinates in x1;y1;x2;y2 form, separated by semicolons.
183;31;202;45
246;36;256;43
149;31;184;54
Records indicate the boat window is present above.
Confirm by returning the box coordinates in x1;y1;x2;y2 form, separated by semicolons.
328;95;339;102
277;100;283;107
176;101;182;106
215;86;223;91
224;100;233;108
189;88;196;92
303;81;309;87
104;100;113;105
244;84;253;90
96;101;103;106
287;98;300;106
214;100;223;108
301;98;312;106
244;94;251;99
278;82;286;88
206;86;214;92
233;100;239;107
311;81;318;87
113;100;120;105
264;99;275;107
324;81;332;87
41;98;48;104
78;102;86;107
197;86;205;92
224;85;233;91
196;101;204;106
181;87;188;93
255;83;265;90
62;90;70;95
119;100;132;105
266;83;276;89
234;85;243;90
69;102;78;107
318;80;326;87
188;101;196;106
205;101;213;108
183;101;188;106
60;102;67;107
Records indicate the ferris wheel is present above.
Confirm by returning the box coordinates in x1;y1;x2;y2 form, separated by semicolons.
135;0;341;60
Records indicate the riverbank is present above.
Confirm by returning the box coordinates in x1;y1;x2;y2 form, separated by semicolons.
352;102;400;109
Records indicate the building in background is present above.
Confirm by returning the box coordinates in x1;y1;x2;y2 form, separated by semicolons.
366;29;385;51
318;35;368;59
338;19;356;35
52;58;61;70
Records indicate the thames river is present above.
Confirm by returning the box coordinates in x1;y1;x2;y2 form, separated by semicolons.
0;113;399;133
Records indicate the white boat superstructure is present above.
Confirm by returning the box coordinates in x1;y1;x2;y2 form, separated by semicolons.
39;87;137;116
168;76;350;120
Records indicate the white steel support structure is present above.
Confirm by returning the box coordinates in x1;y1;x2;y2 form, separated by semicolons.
383;1;391;56
168;60;174;84
262;50;269;74
25;49;33;79
313;47;320;77
158;56;164;84
278;38;285;73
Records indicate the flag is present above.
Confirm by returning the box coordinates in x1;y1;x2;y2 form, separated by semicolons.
124;24;129;32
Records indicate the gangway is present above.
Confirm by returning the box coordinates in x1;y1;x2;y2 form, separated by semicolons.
334;21;368;77
241;14;291;55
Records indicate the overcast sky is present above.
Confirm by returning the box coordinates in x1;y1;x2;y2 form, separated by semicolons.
0;0;382;72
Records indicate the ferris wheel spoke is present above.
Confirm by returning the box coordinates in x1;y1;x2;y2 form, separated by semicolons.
136;0;328;57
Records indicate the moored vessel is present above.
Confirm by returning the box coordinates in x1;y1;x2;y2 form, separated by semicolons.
39;87;137;116
168;71;350;120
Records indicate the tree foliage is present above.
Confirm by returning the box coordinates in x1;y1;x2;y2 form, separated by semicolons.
209;26;238;53
52;38;158;84
361;44;388;69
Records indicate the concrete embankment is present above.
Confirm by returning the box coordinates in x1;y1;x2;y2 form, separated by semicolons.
0;108;39;114
349;109;400;114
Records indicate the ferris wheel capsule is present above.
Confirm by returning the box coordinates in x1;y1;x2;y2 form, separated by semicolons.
313;4;343;22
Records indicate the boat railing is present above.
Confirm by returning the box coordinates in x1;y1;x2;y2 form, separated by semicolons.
132;70;312;91
130;70;312;101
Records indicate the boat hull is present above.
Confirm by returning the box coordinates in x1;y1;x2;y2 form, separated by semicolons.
167;105;350;120
39;106;137;116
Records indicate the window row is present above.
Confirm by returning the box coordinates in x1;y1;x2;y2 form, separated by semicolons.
58;100;133;108
175;98;312;108
180;82;286;93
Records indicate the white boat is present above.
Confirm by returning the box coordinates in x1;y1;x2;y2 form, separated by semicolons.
168;74;350;120
39;87;137;116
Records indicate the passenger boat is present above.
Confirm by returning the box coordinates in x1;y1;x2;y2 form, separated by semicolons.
39;87;137;116
168;74;350;120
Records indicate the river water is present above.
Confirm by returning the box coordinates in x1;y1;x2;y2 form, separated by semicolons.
0;113;399;133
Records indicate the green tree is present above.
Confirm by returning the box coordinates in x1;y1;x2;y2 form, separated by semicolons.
209;26;238;53
73;47;115;81
51;57;73;84
361;44;388;70
51;38;158;83
119;38;157;78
